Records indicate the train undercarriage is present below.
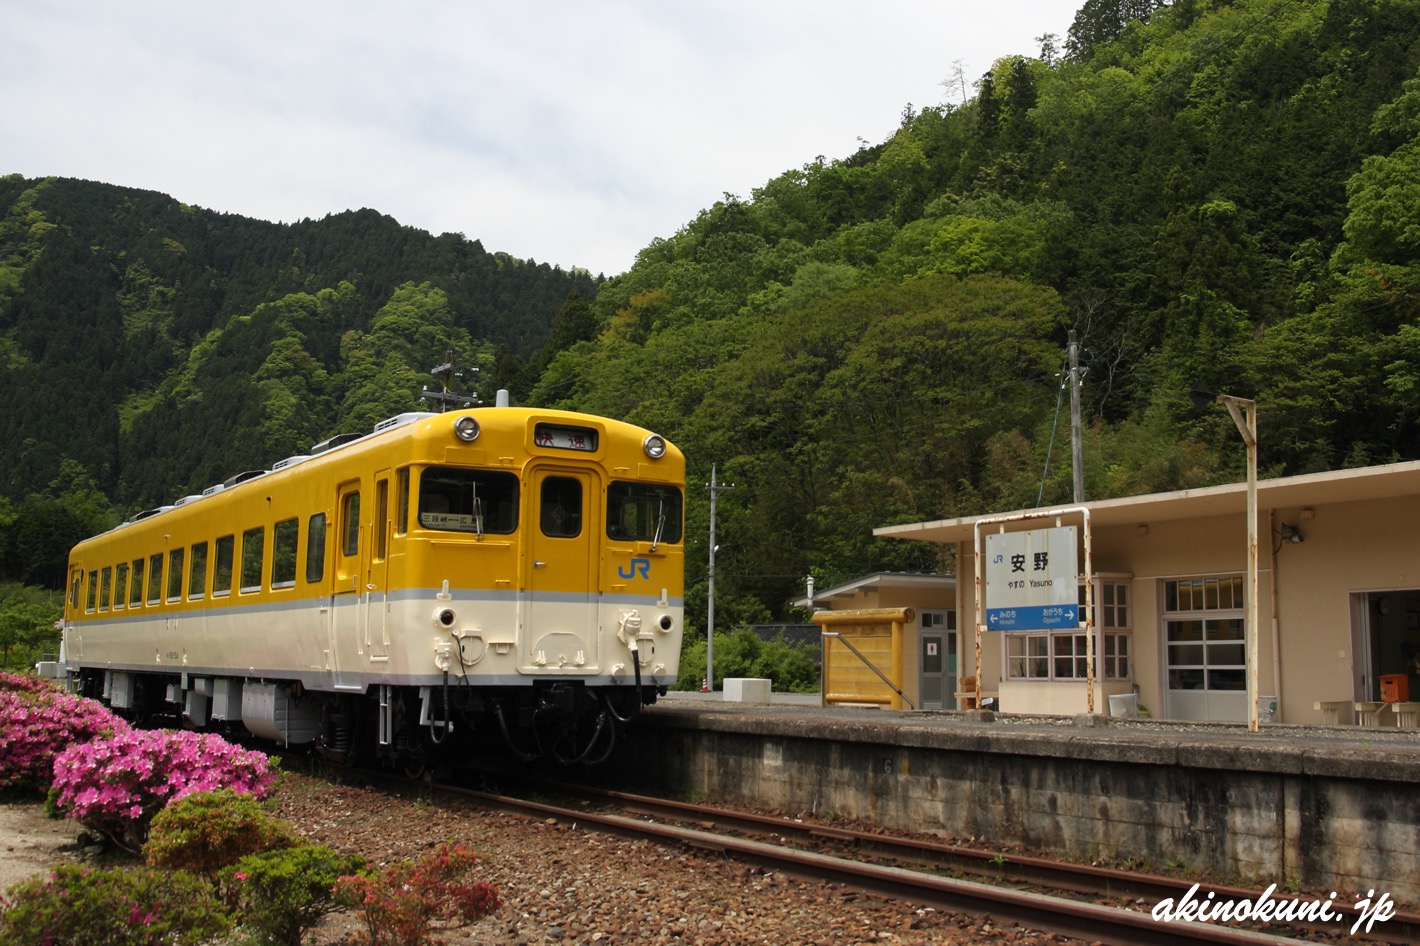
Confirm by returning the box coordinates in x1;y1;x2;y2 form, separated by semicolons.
73;668;661;771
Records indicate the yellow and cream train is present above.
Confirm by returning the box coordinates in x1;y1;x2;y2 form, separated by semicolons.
60;406;684;767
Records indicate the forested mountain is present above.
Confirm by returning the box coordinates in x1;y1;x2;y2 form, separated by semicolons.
0;177;598;582
4;0;1420;637
529;0;1420;624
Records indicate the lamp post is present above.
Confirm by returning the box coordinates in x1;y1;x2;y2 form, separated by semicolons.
1190;384;1260;733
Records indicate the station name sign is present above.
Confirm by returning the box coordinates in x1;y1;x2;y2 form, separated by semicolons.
984;526;1079;631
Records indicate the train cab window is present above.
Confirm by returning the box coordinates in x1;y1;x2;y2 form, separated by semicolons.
240;527;265;593
70;571;82;611
129;559;145;608
607;482;684;544
189;542;208;600
306;514;327;583
213;536;234;597
147;553;163;606
86;570;98;612
100;566;112;611
114;562;128;610
167;549;185;603
272;519;299;589
395;468;410;537
418;469;518;535
540;476;583;539
341;493;361;557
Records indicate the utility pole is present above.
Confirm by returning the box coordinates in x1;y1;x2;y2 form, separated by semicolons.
1068;330;1086;503
706;463;734;692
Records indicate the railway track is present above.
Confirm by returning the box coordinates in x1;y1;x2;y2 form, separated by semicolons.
548;783;1420;944
412;777;1411;946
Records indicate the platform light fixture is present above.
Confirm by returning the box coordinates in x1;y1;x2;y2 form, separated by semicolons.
1190;383;1260;733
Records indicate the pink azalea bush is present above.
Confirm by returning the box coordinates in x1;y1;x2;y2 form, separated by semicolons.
50;729;279;850
0;674;130;794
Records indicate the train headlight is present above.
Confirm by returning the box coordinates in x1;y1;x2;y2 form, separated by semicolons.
434;607;457;629
642;434;666;459
453;416;480;443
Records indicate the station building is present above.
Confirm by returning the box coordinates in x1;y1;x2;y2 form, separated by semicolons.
818;460;1420;726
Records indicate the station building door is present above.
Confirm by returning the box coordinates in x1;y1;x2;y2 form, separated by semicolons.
919;610;956;711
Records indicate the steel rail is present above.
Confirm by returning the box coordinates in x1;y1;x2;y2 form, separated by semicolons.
555;783;1420;943
443;784;1309;946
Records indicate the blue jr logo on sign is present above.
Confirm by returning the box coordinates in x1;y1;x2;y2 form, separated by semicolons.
618;558;651;579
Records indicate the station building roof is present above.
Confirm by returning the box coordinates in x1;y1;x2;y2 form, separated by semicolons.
873;459;1420;546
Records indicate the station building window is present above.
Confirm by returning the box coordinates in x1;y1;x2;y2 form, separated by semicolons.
1164;576;1245;693
1004;578;1132;681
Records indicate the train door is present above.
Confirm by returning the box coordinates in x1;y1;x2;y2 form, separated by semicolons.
330;482;365;687
524;466;599;672
364;472;391;660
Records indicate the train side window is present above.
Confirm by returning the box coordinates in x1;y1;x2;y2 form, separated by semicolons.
189;542;208;600
100;566;112;611
129;558;145;608
395;468;410;537
240;527;265;593
86;570;98;612
114;562;128;610
418;469;519;534
213;536;234;597
167;548;185;603
541;476;583;539
147;553;163;606
341;493;361;556
272;518;298;589
306;514;327;583
69;570;82;611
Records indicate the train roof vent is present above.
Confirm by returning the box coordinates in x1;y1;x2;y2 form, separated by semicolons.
173;494;206;507
202;483;226;497
271;455;311;472
126;506;171;523
373;411;437;434
224;470;267;489
311;432;362;454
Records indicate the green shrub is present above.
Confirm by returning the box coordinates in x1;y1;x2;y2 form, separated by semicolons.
145;788;300;878
335;840;500;946
221;844;368;946
675;627;821;692
0;863;230;946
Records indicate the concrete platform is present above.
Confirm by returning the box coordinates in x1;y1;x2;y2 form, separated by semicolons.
625;695;1420;904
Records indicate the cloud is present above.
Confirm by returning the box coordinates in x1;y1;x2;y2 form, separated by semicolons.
2;0;1072;275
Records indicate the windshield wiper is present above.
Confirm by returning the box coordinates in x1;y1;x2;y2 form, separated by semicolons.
650;498;666;552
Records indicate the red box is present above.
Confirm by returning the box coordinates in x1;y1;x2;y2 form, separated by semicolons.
1381;674;1409;703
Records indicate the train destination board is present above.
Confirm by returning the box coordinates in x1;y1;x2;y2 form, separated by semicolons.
984;526;1079;631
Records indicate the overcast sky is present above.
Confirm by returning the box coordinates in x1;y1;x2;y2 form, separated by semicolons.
4;1;1074;277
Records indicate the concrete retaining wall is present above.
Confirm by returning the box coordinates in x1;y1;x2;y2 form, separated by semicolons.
616;706;1420;903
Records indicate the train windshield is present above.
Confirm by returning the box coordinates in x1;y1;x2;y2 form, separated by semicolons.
418;468;519;535
607;482;683;545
